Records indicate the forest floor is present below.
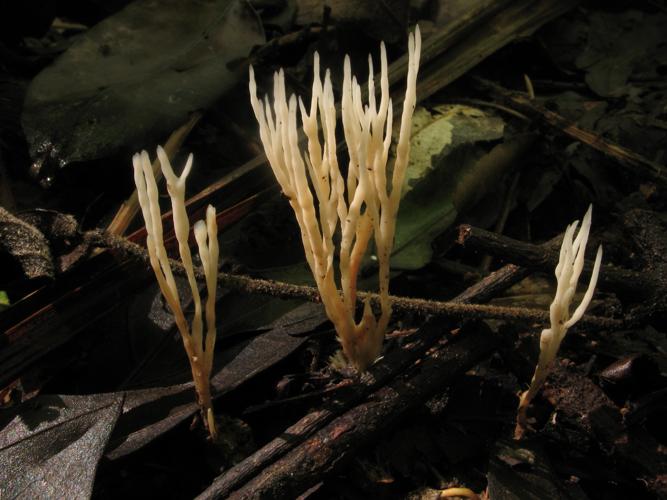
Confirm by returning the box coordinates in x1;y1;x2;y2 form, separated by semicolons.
1;1;666;499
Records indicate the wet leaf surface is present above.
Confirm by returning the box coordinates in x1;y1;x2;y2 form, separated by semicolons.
22;0;264;169
0;393;123;499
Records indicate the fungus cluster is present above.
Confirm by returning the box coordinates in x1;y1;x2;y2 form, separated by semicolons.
249;27;421;371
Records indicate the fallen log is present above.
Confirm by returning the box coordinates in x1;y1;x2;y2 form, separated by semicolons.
200;327;499;499
195;260;521;499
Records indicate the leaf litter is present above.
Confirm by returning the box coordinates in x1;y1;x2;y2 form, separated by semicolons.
0;393;123;499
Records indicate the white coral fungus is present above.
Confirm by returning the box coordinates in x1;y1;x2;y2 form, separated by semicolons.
516;205;603;438
133;146;219;439
249;27;421;371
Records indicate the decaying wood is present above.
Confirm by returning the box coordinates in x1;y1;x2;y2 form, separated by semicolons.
195;263;523;498
199;327;499;500
457;223;656;301
197;323;444;499
473;77;666;182
448;263;529;304
458;216;667;323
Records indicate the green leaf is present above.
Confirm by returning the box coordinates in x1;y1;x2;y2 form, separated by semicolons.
392;104;517;270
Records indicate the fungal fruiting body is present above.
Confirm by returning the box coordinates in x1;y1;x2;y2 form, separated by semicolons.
249;27;421;371
133;146;219;440
515;205;603;439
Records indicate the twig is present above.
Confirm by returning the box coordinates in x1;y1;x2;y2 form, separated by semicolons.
447;97;529;121
457;223;655;299
188;260;533;497
480;171;520;272
87;229;622;330
473;77;665;181
454;263;530;304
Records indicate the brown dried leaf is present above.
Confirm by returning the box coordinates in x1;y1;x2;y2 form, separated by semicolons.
0;206;54;280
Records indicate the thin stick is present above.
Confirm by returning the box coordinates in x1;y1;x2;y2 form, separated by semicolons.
474;77;665;181
88;229;622;331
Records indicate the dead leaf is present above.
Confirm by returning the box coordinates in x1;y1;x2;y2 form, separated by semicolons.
0;206;54;280
0;393;123;499
22;0;265;173
106;303;321;459
575;11;667;97
487;439;582;499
